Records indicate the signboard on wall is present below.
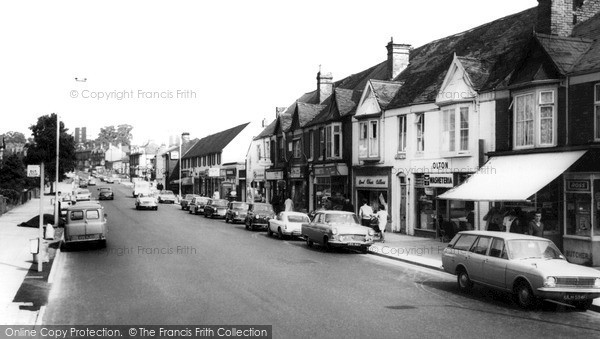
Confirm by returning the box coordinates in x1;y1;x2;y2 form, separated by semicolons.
289;167;303;179
424;174;454;188
566;180;590;192
266;170;283;180
411;159;453;173
355;176;387;189
208;167;220;177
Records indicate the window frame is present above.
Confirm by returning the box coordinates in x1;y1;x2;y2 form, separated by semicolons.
513;88;557;149
398;115;407;154
293;138;301;159
358;119;379;159
308;130;314;160
415;113;425;153
325;122;342;159
594;84;600;141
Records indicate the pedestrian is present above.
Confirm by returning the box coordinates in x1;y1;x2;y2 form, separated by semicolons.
284;195;294;211
376;205;388;243
358;199;374;227
528;210;544;237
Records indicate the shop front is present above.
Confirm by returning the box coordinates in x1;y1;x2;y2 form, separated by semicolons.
248;169;266;203
207;167;223;199
266;169;285;210
353;167;391;230
312;163;349;211
219;167;239;201
289;165;308;212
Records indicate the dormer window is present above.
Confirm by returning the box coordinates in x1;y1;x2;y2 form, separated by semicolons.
513;88;556;149
358;120;379;159
415;113;425;153
441;107;469;153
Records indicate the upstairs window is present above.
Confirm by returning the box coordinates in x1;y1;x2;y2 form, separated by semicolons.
398;115;407;153
442;108;456;151
319;127;325;159
460;107;469;151
514;89;556;149
358;120;379;158
309;130;314;160
595;84;600;140
415;113;425;152
278;137;284;161
293;139;301;158
325;123;342;159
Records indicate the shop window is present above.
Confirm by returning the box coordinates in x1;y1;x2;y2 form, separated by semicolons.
595;84;600;140
416;113;425;152
514;89;556;149
566;192;591;237
358;120;379;159
398;115;407;153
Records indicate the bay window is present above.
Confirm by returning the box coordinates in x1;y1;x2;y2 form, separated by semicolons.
514;89;556;149
293;139;301;158
309;130;314;160
358;120;379;159
319;127;325;159
442;107;469;153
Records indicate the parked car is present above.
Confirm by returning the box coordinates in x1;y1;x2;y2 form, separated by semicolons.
97;187;114;200
75;188;92;201
301;210;374;253
105;177;115;184
244;203;275;231
189;196;210;215
135;192;158;210
88;178;97;186
204;199;229;219
78;179;88;188
441;231;600;310
157;190;177;204
268;211;310;239
225;202;249;224
180;194;199;210
63;202;107;248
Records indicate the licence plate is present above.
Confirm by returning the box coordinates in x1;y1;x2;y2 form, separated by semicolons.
564;294;587;301
347;242;361;247
78;234;98;240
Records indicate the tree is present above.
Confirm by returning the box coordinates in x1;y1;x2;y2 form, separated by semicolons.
0;131;27;144
96;124;133;147
24;114;77;187
0;154;27;191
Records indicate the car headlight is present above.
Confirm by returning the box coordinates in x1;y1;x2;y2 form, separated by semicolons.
544;276;557;288
595;278;600;288
255;215;260;219
368;229;374;236
234;211;238;216
331;227;338;235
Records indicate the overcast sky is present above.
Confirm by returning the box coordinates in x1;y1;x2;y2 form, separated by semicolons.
0;0;538;145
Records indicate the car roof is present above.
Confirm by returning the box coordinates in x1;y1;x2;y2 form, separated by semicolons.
315;210;355;215
67;202;103;211
456;230;550;241
281;211;309;217
211;199;228;203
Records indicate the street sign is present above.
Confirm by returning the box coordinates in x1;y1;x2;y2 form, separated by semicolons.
27;165;41;177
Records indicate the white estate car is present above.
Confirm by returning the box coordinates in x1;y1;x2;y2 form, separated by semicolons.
267;211;310;239
74;188;92;201
135;192;158;211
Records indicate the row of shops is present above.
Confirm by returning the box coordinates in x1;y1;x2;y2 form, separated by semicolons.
179;164;246;201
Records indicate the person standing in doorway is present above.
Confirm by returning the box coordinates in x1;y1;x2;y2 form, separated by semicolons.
528;211;544;237
376;205;388;243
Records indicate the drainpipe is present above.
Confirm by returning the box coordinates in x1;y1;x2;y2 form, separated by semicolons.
565;77;569;146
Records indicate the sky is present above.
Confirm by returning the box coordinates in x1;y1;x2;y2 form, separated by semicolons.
0;0;539;145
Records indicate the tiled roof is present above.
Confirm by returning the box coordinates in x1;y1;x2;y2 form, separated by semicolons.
254;119;276;140
572;39;600;74
182;138;199;157
457;56;491;90
370;80;403;109
305;88;363;127
388;7;538;108
296;102;325;127
572;11;600;40
183;123;249;159
535;33;592;74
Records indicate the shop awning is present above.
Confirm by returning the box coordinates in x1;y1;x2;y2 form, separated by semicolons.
437;150;586;201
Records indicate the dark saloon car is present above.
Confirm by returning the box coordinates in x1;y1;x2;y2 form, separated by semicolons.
180;194;199;211
244;203;275;231
189;196;210;215
97;187;114;200
204;199;229;219
225;202;249;224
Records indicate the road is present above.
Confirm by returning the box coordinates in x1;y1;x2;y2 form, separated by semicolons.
43;183;600;338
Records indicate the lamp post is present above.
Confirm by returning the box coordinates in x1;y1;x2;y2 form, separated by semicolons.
54;113;60;227
178;134;182;199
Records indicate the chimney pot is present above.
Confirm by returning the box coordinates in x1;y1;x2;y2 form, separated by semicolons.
387;38;411;80
317;70;333;104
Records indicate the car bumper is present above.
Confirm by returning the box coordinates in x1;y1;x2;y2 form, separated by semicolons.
230;216;246;222
137;204;157;209
99;195;113;200
65;233;106;243
160;199;176;203
536;288;600;302
282;230;302;236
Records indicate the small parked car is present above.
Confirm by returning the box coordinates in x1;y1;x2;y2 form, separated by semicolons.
105;177;115;184
135;192;158;210
97;187;114;200
225;202;249;224
75;188;92;201
268;211;310;239
88;178;97;186
441;231;600;310
204;199;229;219
244;203;275;231
157;190;177;204
180;194;199;210
189;196;210;215
78;179;88;188
63;201;107;248
301;210;374;253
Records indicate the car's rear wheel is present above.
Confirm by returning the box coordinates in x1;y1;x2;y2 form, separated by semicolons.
225;216;229;223
278;228;285;240
513;281;536;309
306;237;313;248
457;269;473;292
573;299;593;311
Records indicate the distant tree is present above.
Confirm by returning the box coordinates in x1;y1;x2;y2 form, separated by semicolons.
0;154;27;192
0;131;27;144
24;114;77;188
96;124;133;147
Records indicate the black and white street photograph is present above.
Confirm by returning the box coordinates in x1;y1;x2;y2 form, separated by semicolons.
1;0;600;338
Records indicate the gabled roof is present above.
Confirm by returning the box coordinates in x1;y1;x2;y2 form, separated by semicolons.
183;123;249;159
370;80;403;109
571;39;600;74
254;119;276;140
388;7;538;108
306;88;364;127
456;56;491;91
295;102;325;128
535;33;592;74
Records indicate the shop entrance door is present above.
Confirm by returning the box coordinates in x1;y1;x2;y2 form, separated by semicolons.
399;184;406;233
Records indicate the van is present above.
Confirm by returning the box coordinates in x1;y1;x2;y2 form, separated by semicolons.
63;202;107;248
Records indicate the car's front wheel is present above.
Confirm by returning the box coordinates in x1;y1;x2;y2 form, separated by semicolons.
457;269;473;292
278;228;285;240
513;281;536;309
267;225;273;237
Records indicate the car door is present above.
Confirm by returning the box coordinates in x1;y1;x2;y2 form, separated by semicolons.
305;213;321;241
467;236;492;283
481;237;508;289
85;208;105;237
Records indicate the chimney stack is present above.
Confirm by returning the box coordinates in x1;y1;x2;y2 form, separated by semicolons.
537;0;600;37
181;132;190;144
275;107;286;118
387;38;411;80
317;68;333;104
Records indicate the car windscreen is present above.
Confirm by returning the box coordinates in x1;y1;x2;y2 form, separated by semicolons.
161;190;174;195
506;239;564;260
232;203;249;210
288;215;310;223
324;213;359;224
213;200;228;207
252;204;274;212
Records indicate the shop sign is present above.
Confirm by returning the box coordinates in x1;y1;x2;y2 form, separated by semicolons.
208;167;220;177
220;168;236;178
566;180;590;192
253;169;265;181
266;170;283;180
314;165;337;177
411;159;453;173
424;174;454;188
356;176;387;188
290;167;303;179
